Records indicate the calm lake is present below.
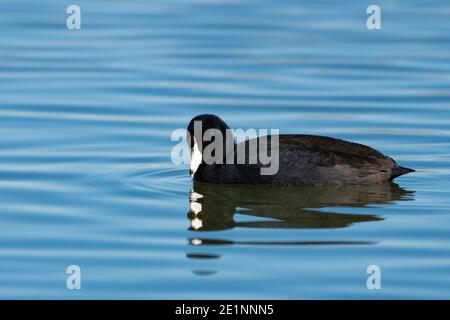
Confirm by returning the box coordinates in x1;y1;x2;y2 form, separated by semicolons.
1;0;449;299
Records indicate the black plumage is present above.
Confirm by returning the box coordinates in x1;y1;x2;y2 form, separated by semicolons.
187;114;414;186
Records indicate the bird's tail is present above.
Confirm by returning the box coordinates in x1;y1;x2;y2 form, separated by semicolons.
390;165;415;181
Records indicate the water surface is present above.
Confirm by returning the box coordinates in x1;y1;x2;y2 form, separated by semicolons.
1;0;450;299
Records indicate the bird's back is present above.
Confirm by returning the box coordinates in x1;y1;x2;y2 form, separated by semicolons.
236;134;406;186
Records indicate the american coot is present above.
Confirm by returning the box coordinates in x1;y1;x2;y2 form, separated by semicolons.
186;114;414;186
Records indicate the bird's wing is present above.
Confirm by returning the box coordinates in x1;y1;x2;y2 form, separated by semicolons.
278;134;391;167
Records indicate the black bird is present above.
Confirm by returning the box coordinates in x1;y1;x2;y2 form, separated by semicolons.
187;114;414;186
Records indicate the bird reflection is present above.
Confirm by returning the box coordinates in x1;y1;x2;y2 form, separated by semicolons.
188;181;413;231
185;181;414;275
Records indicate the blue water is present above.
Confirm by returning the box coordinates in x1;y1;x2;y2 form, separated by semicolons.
1;0;450;299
